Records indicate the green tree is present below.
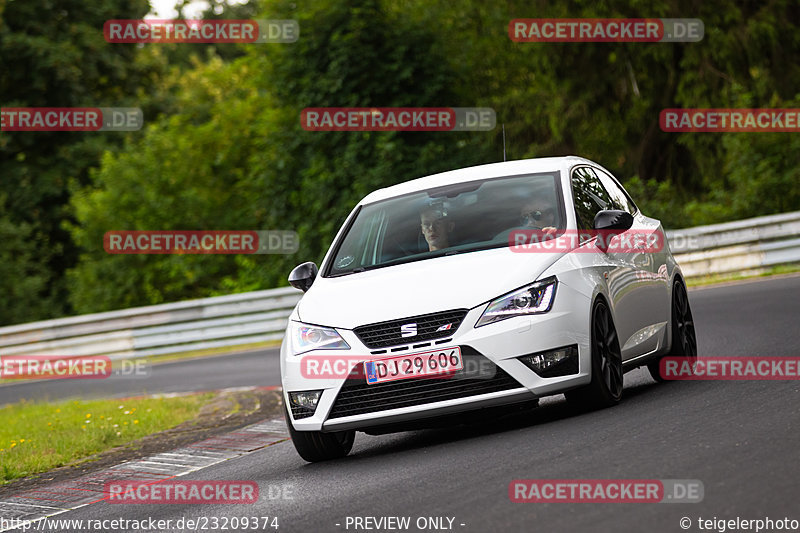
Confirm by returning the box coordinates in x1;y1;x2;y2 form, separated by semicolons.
67;0;493;312
67;56;276;311
399;0;800;227
0;0;155;324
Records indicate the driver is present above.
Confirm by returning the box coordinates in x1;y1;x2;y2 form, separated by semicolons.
420;205;455;251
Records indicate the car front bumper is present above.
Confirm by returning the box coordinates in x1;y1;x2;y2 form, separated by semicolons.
282;281;593;432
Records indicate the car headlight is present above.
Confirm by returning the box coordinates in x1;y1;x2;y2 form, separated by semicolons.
475;277;557;327
289;321;350;355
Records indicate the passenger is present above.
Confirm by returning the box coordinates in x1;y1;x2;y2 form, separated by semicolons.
519;198;557;237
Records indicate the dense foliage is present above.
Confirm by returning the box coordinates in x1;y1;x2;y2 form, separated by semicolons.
1;0;798;323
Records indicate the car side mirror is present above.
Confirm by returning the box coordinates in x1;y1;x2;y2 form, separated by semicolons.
594;210;634;231
288;261;318;292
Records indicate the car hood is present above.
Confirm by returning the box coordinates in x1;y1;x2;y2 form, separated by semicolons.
296;246;564;329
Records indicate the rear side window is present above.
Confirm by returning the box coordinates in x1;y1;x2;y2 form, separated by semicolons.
593;167;637;215
571;167;613;230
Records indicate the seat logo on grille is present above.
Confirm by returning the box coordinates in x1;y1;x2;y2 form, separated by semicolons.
400;323;418;337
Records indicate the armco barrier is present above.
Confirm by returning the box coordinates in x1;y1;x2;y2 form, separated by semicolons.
0;287;302;360
0;211;798;360
667;211;800;278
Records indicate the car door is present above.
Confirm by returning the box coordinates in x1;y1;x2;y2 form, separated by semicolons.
570;166;650;361
593;166;670;357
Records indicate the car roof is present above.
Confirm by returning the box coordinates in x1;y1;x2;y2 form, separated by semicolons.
359;155;593;205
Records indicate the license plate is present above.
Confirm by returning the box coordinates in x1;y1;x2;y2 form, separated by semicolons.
364;347;463;385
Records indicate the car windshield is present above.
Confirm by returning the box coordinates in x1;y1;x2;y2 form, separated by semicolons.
327;172;564;276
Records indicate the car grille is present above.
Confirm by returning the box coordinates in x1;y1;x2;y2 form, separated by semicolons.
327;348;523;419
353;309;469;349
290;404;314;419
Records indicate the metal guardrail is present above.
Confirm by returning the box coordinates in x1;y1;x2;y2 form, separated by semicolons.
0;287;302;360
0;211;798;361
666;210;800;278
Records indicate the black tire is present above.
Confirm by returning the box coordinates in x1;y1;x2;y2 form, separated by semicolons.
648;280;697;382
565;299;623;409
284;403;355;462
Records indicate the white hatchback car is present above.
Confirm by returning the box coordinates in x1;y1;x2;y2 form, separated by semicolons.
281;156;697;462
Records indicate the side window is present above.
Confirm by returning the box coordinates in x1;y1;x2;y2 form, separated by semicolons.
594;167;637;215
571;167;613;230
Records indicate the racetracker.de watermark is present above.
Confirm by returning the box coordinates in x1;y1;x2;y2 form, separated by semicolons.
509;18;703;42
508;229;664;253
300;107;496;131
660;108;800;132
104;19;298;43
104;230;298;254
104;481;261;504
0;355;110;380
509;479;704;503
0;355;150;380
660;357;800;380
1;108;142;131
299;354;496;381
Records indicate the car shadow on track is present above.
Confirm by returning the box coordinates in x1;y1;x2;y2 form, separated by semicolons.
317;376;708;463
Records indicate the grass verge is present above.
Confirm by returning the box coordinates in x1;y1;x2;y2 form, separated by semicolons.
0;393;214;485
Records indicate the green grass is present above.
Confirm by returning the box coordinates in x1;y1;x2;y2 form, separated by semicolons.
0;393;214;485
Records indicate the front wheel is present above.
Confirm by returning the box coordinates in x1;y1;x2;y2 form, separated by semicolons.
648;280;697;382
284;403;355;462
565;299;623;409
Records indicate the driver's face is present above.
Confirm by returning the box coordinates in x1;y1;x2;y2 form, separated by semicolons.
421;211;452;250
521;201;555;228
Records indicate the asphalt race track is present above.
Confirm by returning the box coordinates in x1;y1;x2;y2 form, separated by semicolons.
0;348;282;406
6;275;800;533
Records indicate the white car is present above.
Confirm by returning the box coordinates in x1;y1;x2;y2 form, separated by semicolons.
280;156;697;462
